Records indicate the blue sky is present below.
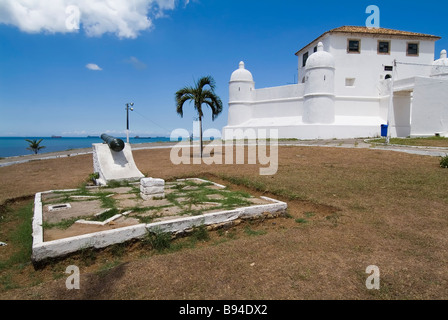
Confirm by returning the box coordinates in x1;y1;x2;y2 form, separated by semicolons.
0;0;447;137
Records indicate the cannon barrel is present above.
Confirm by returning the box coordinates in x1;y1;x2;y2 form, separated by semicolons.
100;134;125;152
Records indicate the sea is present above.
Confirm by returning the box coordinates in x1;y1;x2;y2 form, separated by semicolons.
0;136;171;158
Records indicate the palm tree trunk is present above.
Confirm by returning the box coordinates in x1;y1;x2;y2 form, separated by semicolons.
199;116;203;158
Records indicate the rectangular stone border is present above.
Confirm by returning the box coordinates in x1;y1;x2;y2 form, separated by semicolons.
31;181;287;264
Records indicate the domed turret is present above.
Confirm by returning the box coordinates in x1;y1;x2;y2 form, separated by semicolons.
230;61;254;82
431;49;448;79
303;42;336;124
228;61;255;126
305;42;336;70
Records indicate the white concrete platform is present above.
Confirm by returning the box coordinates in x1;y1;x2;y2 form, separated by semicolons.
31;179;288;264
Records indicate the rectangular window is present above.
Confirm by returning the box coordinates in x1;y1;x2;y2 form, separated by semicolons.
378;41;390;54
313;46;318;53
407;43;419;56
384;66;393;71
348;39;360;53
303;52;309;67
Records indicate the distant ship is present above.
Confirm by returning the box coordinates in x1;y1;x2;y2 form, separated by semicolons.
51;135;62;138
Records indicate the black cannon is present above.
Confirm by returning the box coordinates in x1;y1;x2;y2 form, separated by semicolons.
101;134;125;152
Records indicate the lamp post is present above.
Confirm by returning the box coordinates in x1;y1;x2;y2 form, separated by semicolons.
125;103;134;143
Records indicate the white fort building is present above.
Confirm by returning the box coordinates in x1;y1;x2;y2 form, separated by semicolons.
223;26;448;139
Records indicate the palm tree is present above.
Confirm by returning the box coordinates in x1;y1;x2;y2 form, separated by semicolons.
175;76;223;158
26;138;46;154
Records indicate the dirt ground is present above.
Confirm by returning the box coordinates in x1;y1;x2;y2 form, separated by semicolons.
0;144;447;300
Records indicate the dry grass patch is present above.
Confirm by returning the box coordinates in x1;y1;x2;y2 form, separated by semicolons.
0;145;447;299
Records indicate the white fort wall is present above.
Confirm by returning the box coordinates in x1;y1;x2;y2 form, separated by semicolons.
225;81;386;139
227;84;304;126
250;84;304;118
411;77;448;137
229;83;386;122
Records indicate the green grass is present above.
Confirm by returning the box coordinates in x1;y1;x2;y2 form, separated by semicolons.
133;215;156;224
191;224;210;242
129;205;171;213
244;226;267;236
218;174;306;201
371;136;448;146
143;228;172;252
304;212;316;218
0;202;34;270
42;217;83;230
106;180;131;188
0;273;20;290
90;208;120;222
42;185;120;229
79;246;97;266
166;180;255;216
98;193;116;209
216;195;252;210
218;174;267;192
165;192;181;207
108;242;128;258
129;205;169;223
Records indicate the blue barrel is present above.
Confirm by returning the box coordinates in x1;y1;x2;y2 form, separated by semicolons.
381;124;388;137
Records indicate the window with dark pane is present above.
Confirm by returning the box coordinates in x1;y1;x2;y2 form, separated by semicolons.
407;43;419;56
378;41;390;54
303;52;309;67
348;40;360;53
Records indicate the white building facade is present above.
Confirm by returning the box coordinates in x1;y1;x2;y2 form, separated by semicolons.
223;26;448;139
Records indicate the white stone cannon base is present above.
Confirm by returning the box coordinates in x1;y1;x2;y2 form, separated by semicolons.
92;143;144;186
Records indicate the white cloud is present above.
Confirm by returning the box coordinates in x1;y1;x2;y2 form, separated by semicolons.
86;63;102;71
0;0;190;39
124;56;147;70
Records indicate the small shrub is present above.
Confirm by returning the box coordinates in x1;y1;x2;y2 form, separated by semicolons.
79;247;97;266
440;155;448;168
110;242;127;258
191;224;210;241
144;229;172;251
88;172;99;182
